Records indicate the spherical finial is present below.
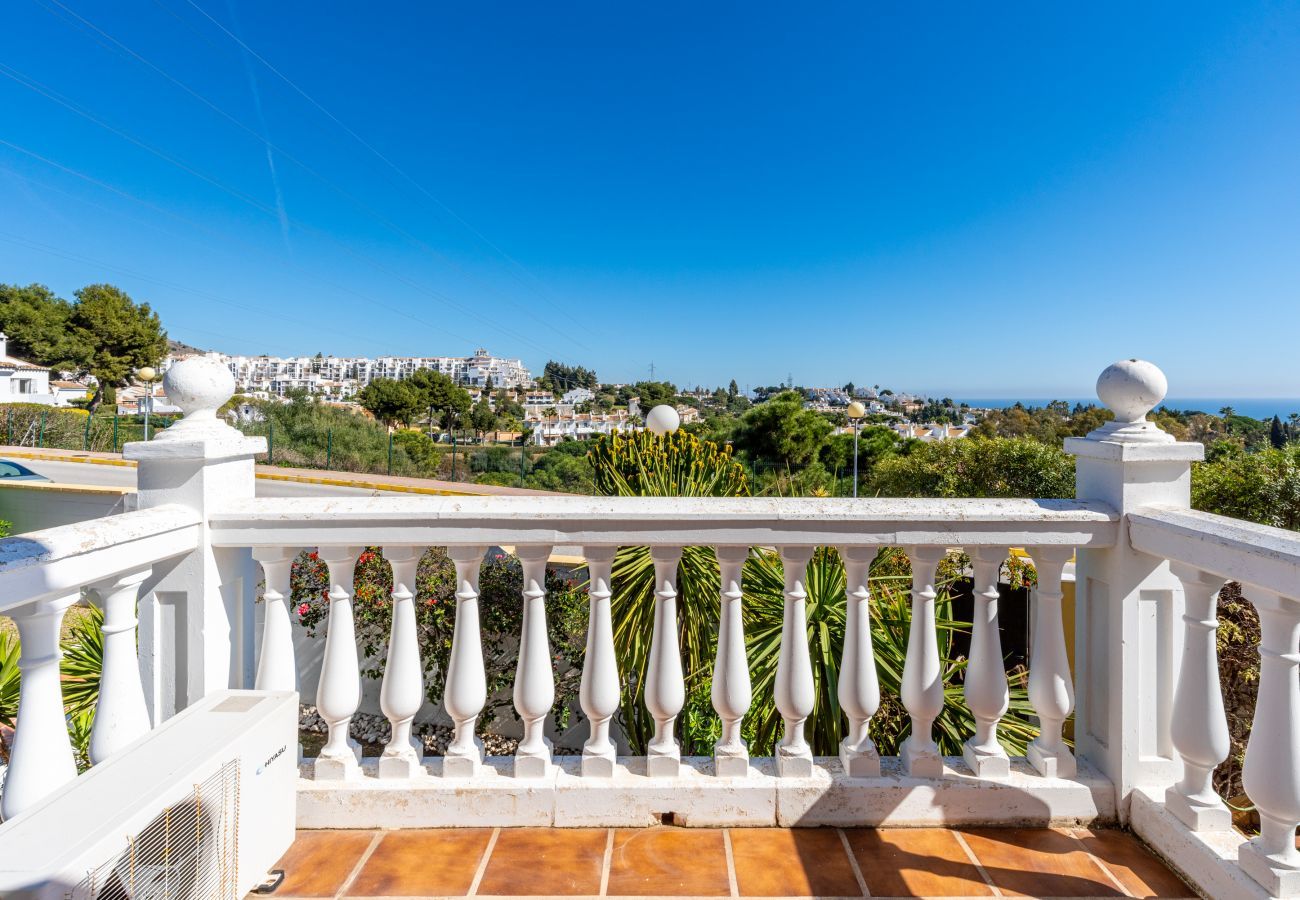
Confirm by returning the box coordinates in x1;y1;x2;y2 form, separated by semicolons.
846;400;866;419
1096;358;1167;424
137;366;157;383
163;356;234;421
645;404;680;435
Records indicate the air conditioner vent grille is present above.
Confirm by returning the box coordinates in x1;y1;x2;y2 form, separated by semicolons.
74;758;240;900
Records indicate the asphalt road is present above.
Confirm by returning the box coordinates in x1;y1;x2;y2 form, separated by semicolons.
12;458;398;497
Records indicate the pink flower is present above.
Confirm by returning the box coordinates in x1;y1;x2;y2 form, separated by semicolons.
297;603;310;616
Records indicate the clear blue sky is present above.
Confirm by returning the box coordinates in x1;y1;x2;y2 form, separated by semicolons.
2;2;1298;397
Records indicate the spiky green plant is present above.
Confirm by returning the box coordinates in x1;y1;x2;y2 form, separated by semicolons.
60;604;104;720
590;430;749;497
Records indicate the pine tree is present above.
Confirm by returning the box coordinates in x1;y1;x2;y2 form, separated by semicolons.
1270;415;1287;449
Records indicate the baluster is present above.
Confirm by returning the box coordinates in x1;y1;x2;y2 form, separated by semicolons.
89;570;151;765
379;547;424;778
646;546;684;777
776;547;816;777
1;594;79;821
445;545;488;777
1165;564;1231;830
580;547;619;777
901;546;944;777
514;545;554;778
1238;590;1300;897
315;546;363;780
1026;547;1076;778
713;546;752;777
838;546;880;777
962;549;1011;778
253;547;298;692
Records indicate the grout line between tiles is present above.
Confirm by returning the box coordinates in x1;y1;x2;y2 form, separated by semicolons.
333;831;383;900
837;828;871;897
951;831;1004;898
1067;828;1135;898
467;827;501;897
600;828;614;897
722;828;739;898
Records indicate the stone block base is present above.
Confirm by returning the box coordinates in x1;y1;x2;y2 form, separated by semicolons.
714;752;751;778
900;737;943;778
443;753;483;779
646;752;680;778
778;749;814;778
1027;741;1076;779
1165;787;1233;833
581;751;616;778
1240;841;1300;898
840;740;880;778
962;742;1011;779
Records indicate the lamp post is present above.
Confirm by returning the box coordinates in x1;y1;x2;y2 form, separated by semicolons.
137;367;158;441
847;400;866;498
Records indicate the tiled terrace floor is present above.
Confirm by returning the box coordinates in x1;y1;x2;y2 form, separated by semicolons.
259;827;1194;899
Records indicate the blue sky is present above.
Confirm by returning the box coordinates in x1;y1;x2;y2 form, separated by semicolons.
1;2;1298;397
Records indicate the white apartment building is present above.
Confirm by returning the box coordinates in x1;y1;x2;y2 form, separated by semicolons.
191;347;532;398
0;332;55;405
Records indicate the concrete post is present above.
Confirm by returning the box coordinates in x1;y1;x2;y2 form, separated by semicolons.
1066;359;1203;823
124;357;266;723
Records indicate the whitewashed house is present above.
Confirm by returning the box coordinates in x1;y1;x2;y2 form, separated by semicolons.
0;333;54;405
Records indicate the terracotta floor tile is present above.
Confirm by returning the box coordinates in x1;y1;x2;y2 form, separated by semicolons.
845;828;994;898
1072;829;1195;899
271;830;375;898
347;829;492;897
606;827;730;897
477;828;609;896
961;828;1125;897
729;828;861;897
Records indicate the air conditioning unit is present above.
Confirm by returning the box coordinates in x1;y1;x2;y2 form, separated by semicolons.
0;689;298;900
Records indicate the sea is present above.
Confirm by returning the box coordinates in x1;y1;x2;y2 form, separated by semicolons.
955;398;1300;421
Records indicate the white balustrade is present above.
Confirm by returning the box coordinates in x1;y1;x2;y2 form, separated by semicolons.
900;546;944;777
838;546;880;777
775;546;815;777
444;545;488;777
580;547;620;777
1238;590;1300;897
514;545;555;777
962;548;1010;778
1165;564;1231;831
1026;547;1076;778
1;595;80;821
379;547;424;778
712;546;752;777
253;547;298;692
88;570;151;765
315;546;363;780
645;545;684;777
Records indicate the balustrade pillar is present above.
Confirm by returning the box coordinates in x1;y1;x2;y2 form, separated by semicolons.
1238;590;1300;897
580;547;619;776
253;547;298;692
901;546;944;777
776;547;815;777
0;595;80;821
963;549;1011;778
1165;564;1231;831
838;546;880;777
646;546;684;777
713;546;752;777
1027;547;1076;778
379;547;424;778
315;546;363;780
89;570;152;765
514;545;555;777
445;545;488;777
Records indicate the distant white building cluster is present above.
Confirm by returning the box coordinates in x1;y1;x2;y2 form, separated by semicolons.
183;348;532;399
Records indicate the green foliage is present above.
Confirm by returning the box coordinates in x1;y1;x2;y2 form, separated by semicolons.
69;285;168;409
539;361;598;393
471;397;498;436
590;431;749;497
357;377;421;427
0;629;18;735
733;391;833;468
292;548;588;731
869;437;1076;498
0;283;82;366
1192;444;1300;530
628;381;677;407
60;605;104;722
407;369;472;429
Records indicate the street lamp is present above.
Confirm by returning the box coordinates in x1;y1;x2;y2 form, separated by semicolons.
137;366;158;441
846;400;866;498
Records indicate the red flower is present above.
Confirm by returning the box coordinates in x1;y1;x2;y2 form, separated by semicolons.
308;551;319;560
359;551;375;564
297;603;310;616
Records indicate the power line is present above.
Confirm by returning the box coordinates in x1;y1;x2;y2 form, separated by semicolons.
25;0;582;353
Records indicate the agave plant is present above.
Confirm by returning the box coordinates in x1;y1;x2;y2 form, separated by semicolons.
60;604;104;720
1;629;19;764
